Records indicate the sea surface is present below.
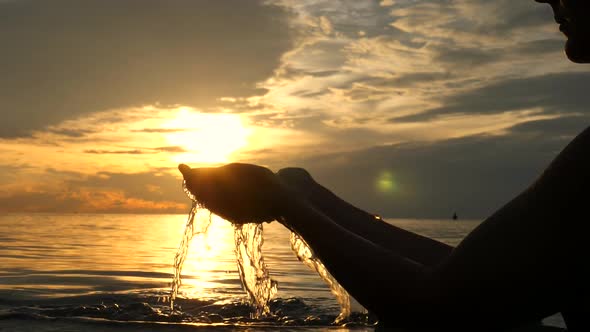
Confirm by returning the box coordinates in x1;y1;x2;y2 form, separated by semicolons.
0;214;565;331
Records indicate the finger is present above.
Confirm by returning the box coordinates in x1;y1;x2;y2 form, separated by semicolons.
178;163;192;179
178;164;211;200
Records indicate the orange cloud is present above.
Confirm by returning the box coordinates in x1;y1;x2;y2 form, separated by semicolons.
62;189;187;214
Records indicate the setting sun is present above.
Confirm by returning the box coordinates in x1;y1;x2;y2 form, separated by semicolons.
162;108;252;165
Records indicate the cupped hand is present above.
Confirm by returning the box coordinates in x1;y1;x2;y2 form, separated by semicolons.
178;163;289;224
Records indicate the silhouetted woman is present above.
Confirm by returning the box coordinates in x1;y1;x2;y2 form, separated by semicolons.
179;1;590;330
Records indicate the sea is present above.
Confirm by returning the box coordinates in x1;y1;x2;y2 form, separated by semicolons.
0;214;566;331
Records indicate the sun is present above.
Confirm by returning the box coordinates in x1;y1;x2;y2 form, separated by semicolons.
162;108;252;165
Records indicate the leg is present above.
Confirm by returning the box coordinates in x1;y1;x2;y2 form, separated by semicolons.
277;167;453;266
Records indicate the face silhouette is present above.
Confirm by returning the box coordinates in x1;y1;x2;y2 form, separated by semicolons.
536;0;590;63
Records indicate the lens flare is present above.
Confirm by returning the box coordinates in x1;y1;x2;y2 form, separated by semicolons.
376;171;397;194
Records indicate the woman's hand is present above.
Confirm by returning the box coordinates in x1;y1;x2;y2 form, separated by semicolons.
178;163;290;224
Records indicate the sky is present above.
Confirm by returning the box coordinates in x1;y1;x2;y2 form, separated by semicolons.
1;0;589;218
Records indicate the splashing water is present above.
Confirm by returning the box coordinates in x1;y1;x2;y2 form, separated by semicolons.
171;181;277;316
290;232;351;323
169;182;212;309
234;223;278;317
170;180;351;321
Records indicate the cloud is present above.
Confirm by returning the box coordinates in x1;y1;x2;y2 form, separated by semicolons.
516;38;566;56
131;128;187;133
153;146;187;153
393;71;590;122
12;123;583;219
2;0;588;219
83;146;186;154
0;0;294;137
46;128;97;138
389;0;552;42
457;0;553;34
432;46;499;68
0;169;190;213
507;115;590;136
84;149;147;155
290;122;586;219
84;146;187;154
253;0;572;143
0;190;186;214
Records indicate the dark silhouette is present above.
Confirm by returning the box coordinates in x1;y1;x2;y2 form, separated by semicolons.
452;212;458;220
178;1;590;330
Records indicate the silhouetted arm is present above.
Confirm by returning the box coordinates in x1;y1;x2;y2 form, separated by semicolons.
275;193;427;321
178;163;429;321
277;168;453;266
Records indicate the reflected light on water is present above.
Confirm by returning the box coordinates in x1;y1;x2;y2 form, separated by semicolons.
2;214;566;329
0;214;245;299
2;214;482;301
178;214;239;299
0;214;489;323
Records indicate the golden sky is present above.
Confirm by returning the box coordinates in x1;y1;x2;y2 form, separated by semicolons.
1;0;588;217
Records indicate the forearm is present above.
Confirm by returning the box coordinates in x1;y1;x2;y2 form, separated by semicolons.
276;195;427;319
276;168;453;265
307;189;453;265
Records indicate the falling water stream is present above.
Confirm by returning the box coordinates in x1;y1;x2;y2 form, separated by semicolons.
169;183;212;309
234;223;278;317
170;180;351;321
290;232;351;323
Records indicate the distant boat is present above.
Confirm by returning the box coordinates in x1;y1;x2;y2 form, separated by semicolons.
452;212;458;220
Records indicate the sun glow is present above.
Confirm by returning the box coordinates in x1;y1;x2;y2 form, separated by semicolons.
163;108;252;165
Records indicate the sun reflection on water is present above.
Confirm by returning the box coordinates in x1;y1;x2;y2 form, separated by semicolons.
177;214;240;299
